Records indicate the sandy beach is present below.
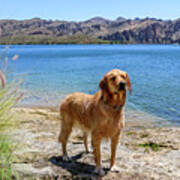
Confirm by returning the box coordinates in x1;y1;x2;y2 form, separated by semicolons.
10;107;180;180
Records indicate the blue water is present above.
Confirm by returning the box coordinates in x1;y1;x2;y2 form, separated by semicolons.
0;44;180;125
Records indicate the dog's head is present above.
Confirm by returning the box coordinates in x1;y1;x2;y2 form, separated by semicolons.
99;69;132;107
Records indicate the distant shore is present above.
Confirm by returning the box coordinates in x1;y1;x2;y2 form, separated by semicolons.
0;37;179;45
0;36;158;45
1;17;180;45
0;35;112;45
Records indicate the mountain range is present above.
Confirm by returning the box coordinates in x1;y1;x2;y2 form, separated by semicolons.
0;17;180;44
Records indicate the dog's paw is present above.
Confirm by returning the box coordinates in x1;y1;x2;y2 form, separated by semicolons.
62;155;70;162
110;165;120;172
94;167;105;176
85;150;91;154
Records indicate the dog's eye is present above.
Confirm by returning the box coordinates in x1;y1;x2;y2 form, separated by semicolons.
110;76;116;81
120;74;126;79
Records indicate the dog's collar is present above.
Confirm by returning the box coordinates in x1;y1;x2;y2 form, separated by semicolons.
101;95;123;111
113;105;123;111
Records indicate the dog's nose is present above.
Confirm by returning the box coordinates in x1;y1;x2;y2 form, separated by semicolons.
119;82;126;90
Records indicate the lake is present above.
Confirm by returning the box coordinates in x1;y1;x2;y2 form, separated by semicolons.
1;44;180;126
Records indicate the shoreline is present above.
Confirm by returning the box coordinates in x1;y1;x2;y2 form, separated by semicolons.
1;43;180;45
13;106;175;129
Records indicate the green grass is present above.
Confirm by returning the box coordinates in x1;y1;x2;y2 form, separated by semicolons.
0;84;19;180
0;50;22;179
138;141;169;152
126;131;136;136
138;142;160;152
0;136;15;180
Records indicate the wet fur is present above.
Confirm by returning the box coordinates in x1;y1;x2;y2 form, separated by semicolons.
58;69;132;173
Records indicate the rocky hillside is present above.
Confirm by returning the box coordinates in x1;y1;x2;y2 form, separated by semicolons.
0;17;180;44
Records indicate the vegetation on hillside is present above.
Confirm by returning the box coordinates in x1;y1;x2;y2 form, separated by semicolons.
0;35;116;45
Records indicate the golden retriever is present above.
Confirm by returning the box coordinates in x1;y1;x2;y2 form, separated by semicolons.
58;69;132;175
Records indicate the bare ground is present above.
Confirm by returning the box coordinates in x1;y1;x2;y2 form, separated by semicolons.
11;107;180;180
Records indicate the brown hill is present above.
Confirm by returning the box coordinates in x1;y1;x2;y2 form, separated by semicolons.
0;17;179;44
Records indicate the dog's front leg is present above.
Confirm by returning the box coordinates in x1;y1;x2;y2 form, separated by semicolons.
91;133;105;176
110;131;120;169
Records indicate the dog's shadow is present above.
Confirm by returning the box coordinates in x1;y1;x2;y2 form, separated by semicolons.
49;152;109;178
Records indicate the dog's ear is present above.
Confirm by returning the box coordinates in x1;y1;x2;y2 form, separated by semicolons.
99;76;108;91
125;73;132;94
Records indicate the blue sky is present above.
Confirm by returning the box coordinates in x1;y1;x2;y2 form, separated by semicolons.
0;0;179;21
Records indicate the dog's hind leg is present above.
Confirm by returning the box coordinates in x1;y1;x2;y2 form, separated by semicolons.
58;115;73;161
83;132;89;153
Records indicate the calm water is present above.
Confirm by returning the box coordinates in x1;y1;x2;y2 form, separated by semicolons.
1;45;180;125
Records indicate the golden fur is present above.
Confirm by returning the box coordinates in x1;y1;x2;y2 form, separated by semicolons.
58;69;132;174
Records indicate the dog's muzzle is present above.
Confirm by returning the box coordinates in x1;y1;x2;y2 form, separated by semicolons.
118;82;126;91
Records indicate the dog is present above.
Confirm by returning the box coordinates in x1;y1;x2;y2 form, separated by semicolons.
58;69;132;175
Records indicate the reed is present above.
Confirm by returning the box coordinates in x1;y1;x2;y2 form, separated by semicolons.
0;49;22;180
